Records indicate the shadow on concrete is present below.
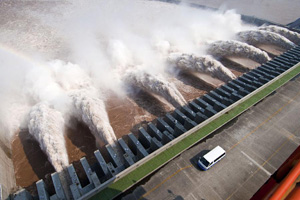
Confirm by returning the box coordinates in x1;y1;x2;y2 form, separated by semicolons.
189;149;210;171
115;185;148;200
167;189;184;200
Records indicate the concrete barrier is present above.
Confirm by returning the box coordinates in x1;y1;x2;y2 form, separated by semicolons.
11;45;300;200
78;46;300;200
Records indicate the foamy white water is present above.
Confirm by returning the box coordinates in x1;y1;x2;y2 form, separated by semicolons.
51;60;118;146
28;103;68;172
237;30;296;49
207;40;271;64
123;69;187;108
259;25;300;44
168;53;236;82
69;88;117;146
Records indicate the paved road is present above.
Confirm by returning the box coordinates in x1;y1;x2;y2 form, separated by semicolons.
122;75;300;200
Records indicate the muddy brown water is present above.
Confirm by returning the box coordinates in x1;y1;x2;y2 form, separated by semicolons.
0;0;290;195
10;57;271;195
10;72;212;195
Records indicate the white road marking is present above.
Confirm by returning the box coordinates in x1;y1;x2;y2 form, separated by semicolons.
241;151;271;176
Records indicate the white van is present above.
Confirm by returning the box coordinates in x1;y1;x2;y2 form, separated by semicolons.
197;146;226;171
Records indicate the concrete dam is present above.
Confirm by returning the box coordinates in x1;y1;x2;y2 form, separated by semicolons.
0;1;300;200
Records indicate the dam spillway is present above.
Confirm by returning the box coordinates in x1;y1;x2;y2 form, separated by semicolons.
11;45;300;200
0;1;300;200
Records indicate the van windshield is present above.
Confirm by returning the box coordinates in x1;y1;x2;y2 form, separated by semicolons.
200;157;210;167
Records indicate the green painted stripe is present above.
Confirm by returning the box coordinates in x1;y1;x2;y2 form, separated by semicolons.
89;63;300;200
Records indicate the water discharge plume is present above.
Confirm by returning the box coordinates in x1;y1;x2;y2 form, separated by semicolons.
237;30;295;49
123;69;187;108
168;53;236;82
69;88;117;146
259;25;300;44
28;103;68;172
51;60;118;146
207;40;271;64
1;103;31;140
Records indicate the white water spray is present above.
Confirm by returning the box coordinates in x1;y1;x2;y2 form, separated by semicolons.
51;60;117;146
69;88;117;146
28;103;68;172
123;69;187;108
259;25;300;44
237;30;296;49
168;53;236;82
207;40;271;64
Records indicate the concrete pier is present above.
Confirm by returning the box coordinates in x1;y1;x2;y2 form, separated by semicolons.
51;172;67;200
164;113;179;128
189;101;205;113
127;133;149;160
157;118;175;135
194;112;208;124
106;145;123;168
94;150;111;179
150;138;162;151
123;153;135;167
253;68;275;80
138;128;152;150
173;109;189;125
181;106;196;120
204;106;217;117
174;123;187;137
194;98;211;109
215;87;231;98
67;164;83;198
248;71;263;79
208;91;224;102
147;123;163;141
36;180;49;200
184;118;198;130
162;131;175;144
164;113;187;137
12;189;32;200
10;44;300;200
80;158;101;188
118;138;136;161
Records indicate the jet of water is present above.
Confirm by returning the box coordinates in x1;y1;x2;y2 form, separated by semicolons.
237;30;295;49
207;40;271;64
51;60;118;146
168;53;236;82
28;103;68;172
259;25;300;44
69;88;117;146
123;68;187;108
